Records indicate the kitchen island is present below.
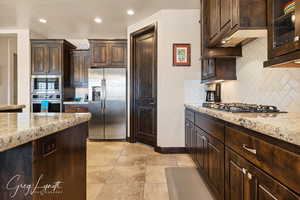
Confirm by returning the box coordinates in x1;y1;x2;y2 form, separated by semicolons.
0;112;91;200
0;104;25;112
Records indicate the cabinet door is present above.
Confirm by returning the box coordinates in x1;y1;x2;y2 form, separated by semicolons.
33;134;64;200
201;59;209;80
47;44;62;75
209;0;221;39
220;0;232;30
207;134;225;200
196;129;208;173
225;148;251;200
226;148;300;200
207;59;216;78
109;42;127;67
71;51;90;88
32;44;48;75
185;120;192;153
91;42;109;67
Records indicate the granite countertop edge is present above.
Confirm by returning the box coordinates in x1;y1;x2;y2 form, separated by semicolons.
0;113;91;152
0;105;26;111
185;104;300;147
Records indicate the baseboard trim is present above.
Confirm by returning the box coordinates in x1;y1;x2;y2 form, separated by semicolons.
154;146;186;154
88;139;126;142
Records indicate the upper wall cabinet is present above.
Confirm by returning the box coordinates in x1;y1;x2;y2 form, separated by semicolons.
264;0;300;67
205;0;267;48
31;40;76;86
89;40;127;68
201;58;237;83
70;50;90;88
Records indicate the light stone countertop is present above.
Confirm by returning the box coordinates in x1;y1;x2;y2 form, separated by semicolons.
0;104;26;111
0;112;91;152
185;104;300;147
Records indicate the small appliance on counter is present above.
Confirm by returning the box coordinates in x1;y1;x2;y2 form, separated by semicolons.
205;83;221;103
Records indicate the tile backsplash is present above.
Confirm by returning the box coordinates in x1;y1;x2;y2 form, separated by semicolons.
220;37;300;112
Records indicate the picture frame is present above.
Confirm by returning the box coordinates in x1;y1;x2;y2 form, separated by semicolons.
173;43;191;66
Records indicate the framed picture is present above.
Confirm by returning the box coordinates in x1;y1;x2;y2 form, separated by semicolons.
173;44;191;66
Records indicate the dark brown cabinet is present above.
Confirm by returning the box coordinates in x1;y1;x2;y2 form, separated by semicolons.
203;0;267;47
185;120;193;153
185;108;300;200
31;40;76;87
209;0;221;40
201;58;237;83
70;50;90;88
89;40;127;67
225;148;300;200
188;112;225;200
264;0;300;68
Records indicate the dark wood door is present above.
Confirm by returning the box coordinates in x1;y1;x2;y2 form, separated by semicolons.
109;42;127;67
209;0;221;40
207;134;225;200
91;42;109;67
132;27;157;146
32;44;48;75
71;50;90;88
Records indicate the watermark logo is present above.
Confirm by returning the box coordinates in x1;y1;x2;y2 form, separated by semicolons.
6;174;63;198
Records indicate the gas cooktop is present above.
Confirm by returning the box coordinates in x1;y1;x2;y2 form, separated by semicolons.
202;103;287;113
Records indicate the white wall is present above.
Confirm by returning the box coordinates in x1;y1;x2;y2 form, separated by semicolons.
128;10;201;147
0;36;17;104
0;30;31;112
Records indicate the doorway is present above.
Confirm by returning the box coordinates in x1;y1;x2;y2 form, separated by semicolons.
130;24;158;147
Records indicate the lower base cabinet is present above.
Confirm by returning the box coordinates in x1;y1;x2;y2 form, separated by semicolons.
192;126;225;200
185;108;300;200
225;148;299;200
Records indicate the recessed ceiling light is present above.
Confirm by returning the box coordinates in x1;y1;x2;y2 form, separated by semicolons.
94;17;102;23
39;18;47;23
127;9;135;16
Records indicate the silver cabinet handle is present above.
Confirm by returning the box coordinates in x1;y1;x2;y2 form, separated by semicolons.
242;144;257;155
247;172;252;180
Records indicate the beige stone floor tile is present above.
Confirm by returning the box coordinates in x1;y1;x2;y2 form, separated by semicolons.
87;154;120;166
87;183;104;200
116;154;147;166
145;166;167;183
175;154;196;167
106;165;146;184
146;155;178;167
121;143;155;155
96;182;144;200
87;166;114;184
144;183;169;200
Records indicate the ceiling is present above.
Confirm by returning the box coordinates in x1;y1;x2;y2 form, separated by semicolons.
0;0;200;39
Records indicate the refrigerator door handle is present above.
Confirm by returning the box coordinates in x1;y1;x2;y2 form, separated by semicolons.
103;78;107;110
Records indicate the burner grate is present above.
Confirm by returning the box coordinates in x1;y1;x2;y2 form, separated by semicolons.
202;103;284;113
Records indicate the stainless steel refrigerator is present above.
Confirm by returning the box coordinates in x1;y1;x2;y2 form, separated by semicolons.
88;68;127;139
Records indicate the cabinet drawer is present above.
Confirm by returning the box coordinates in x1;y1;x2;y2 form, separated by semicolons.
225;126;300;193
185;109;194;123
195;113;224;142
65;105;89;113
